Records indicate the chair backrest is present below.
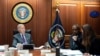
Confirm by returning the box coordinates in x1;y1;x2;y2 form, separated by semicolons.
13;29;31;35
64;35;70;48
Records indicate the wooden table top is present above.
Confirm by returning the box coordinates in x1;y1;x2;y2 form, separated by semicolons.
31;50;41;56
14;49;41;56
4;49;88;56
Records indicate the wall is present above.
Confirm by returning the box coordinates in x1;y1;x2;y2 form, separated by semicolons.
0;0;100;46
52;0;100;35
0;0;52;46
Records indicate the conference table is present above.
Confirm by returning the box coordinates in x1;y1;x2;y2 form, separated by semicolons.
14;49;41;56
8;49;90;56
30;50;41;56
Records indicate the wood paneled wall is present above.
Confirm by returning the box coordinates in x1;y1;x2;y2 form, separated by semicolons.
0;0;100;46
83;2;100;35
0;0;52;46
52;0;100;35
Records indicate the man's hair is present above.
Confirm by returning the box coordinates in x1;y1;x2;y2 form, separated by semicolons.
17;24;25;29
72;24;80;30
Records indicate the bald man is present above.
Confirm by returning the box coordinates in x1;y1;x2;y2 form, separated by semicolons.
12;24;33;47
70;24;82;50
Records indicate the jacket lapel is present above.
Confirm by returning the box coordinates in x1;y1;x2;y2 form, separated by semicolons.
18;33;23;43
25;33;29;43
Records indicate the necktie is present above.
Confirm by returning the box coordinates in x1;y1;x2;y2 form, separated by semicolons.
22;34;25;43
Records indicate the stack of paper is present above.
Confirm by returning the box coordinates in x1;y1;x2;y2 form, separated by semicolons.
0;46;5;52
41;49;51;56
19;53;32;56
60;49;83;56
67;50;83;56
0;52;4;56
60;49;72;53
18;50;32;56
45;53;55;56
18;50;29;54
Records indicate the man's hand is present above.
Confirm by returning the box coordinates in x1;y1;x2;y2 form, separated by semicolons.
54;35;59;42
83;53;90;56
72;36;78;41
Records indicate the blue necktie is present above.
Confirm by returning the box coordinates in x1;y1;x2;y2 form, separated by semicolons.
22;34;25;43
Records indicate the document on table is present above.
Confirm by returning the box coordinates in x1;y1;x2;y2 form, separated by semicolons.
0;52;4;56
19;53;32;56
60;49;83;56
34;45;44;49
67;50;83;56
60;49;72;53
0;46;5;52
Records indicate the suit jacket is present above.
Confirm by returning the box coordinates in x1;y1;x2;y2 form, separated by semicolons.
70;32;82;50
12;33;33;47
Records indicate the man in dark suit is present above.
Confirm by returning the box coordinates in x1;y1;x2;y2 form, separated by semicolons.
70;24;82;50
12;24;33;47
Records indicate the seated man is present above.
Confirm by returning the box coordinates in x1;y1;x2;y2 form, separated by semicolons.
12;24;33;47
70;24;82;50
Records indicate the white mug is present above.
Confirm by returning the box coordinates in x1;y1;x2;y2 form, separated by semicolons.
8;47;17;56
5;51;12;56
4;44;9;51
16;43;23;50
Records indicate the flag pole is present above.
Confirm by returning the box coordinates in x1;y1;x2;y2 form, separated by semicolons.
56;1;60;13
55;1;60;28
